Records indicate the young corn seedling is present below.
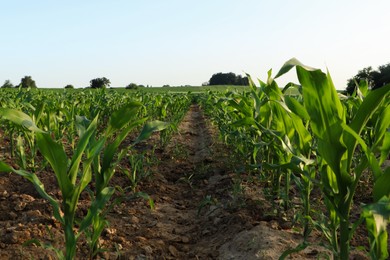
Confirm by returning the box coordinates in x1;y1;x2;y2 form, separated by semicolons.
122;153;150;192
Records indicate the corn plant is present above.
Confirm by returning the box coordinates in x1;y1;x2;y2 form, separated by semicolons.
274;58;390;259
122;153;150;192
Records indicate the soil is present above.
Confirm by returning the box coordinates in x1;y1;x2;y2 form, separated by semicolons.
0;104;374;259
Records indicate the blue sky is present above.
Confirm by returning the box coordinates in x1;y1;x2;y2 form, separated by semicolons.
1;1;389;89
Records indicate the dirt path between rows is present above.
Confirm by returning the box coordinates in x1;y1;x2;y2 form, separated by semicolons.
110;104;258;259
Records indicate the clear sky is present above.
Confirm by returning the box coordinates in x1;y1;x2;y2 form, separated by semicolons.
1;0;389;89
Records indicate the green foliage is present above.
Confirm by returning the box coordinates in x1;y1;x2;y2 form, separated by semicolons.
0;98;171;258
208;72;249;86
346;62;390;94
126;83;138;89
64;84;74;89
20;76;37;88
90;77;110;89
363;196;390;260
1;79;14;88
0;108;45;133
200;58;390;259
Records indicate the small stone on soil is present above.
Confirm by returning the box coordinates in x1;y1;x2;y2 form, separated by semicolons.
181;236;190;243
14;201;27;211
131;216;140;224
168;245;179;257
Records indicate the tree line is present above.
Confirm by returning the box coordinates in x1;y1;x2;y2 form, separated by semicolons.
3;63;389;90
0;76;154;89
1;76;38;89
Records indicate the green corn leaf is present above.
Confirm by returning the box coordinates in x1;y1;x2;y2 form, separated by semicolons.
266;69;273;85
279;242;309;260
345;84;390;167
362;196;390;260
245;73;258;92
227;99;252;117
317;121;346;165
270;101;294;139
373;167;390;202
134;120;170;144
297;66;344;138
323;164;339;194
75;115;91;137
0;108;45;133
264;79;283;101
33;103;46;125
76;165;92;197
274;58;317;79
78;187;115;234
36;133;73;197
245;74;264;118
373;103;390;152
340;122;382;179
68;115;98;184
0;161;13;172
380;132;390;165
295;65;353;189
289;113;312;155
285;96;310;121
67;166;93;220
232;117;256;128
106;102;143;136
101;117;148;180
281;82;301;95
358;79;369;98
87;138;106;163
135;192;155;210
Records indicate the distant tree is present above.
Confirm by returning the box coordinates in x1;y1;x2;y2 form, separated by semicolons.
208;72;249;86
64;84;74;89
346;63;390;94
346;67;374;94
90;77;110;89
138;84;145;88
373;63;390;89
126;83;138;89
1;80;14;88
162;84;170;88
235;75;249;85
20;76;37;88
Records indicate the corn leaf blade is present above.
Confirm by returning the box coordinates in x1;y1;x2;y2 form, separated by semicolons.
134;120;170;144
0;108;45;133
36;133;73;196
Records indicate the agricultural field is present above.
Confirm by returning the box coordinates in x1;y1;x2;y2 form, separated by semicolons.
0;60;390;259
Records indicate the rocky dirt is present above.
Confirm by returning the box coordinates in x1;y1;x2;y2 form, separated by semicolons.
0;104;373;259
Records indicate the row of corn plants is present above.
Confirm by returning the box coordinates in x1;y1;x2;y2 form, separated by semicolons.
0;88;192;258
0;88;191;169
199;59;390;259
